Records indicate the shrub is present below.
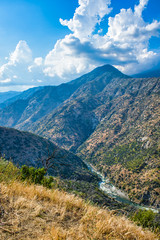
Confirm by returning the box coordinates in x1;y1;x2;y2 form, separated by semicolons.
20;165;46;184
0;157;19;182
131;209;160;232
42;176;55;188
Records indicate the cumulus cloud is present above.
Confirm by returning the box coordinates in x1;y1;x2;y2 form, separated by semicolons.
43;0;160;78
0;41;48;90
34;57;43;66
44;35;97;79
0;41;33;83
9;40;32;64
134;0;149;17
44;0;112;79
104;1;160;73
1;0;160;91
60;0;112;41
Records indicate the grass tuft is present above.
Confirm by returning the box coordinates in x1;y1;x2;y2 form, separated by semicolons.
0;181;158;240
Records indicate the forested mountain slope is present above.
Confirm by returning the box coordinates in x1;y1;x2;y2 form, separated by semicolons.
25;70;160;207
0;65;159;207
26;65;128;151
0;91;20;104
0;126;97;181
0;65;126;131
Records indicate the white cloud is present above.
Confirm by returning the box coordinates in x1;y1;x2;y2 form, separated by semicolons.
134;0;148;17
43;0;112;79
103;1;160;73
43;0;160;79
0;40;33;80
44;35;97;79
9;40;32;64
60;0;112;41
0;0;160;91
34;57;43;66
0;41;49;90
28;57;43;73
0;78;11;83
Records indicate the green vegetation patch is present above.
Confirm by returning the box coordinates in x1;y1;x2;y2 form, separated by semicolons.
0;157;159;233
0;158;123;209
99;141;159;171
0;157;20;182
131;209;160;233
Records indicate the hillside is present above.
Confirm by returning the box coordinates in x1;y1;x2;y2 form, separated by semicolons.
0;86;43;109
26;65;128;151
0;91;20;104
0;65;126;130
0;65;159;208
0;126;97;181
77;77;160;207
25;69;159;208
0;175;158;239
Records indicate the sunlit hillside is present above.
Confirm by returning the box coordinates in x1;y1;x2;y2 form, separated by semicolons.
1;181;158;240
0;159;159;240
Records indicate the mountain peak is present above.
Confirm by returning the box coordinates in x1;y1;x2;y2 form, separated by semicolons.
69;64;127;88
94;64;117;71
90;64;126;76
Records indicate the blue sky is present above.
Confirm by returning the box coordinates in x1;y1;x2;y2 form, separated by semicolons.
0;0;160;91
0;0;78;60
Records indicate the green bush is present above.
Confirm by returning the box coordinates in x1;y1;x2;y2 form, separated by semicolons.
20;165;46;184
42;176;55;188
0;158;20;182
131;209;160;232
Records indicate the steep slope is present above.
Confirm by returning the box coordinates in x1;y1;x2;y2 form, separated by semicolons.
0;181;157;240
77;77;160;207
0;85;75;128
0;65;159;208
133;68;160;78
0;126;96;181
26;70;159;207
27;65;128;151
0;86;43;109
0;65;125;130
0;91;20;104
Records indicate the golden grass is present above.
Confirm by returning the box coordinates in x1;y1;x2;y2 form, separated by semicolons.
0;181;158;240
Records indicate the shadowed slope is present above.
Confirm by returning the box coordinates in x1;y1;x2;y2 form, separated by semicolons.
0;65;127;131
27;65;128;151
0;126;96;181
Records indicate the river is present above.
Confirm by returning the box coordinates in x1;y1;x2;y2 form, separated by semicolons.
85;161;159;213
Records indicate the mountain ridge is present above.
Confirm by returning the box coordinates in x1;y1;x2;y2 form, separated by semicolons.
0;64;129;131
0;86;44;109
23;64;129;151
132;68;160;78
0;91;20;104
0;64;159;208
26;74;160;207
0;126;98;182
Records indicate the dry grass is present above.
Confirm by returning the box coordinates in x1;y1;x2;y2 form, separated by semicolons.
0;181;158;240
